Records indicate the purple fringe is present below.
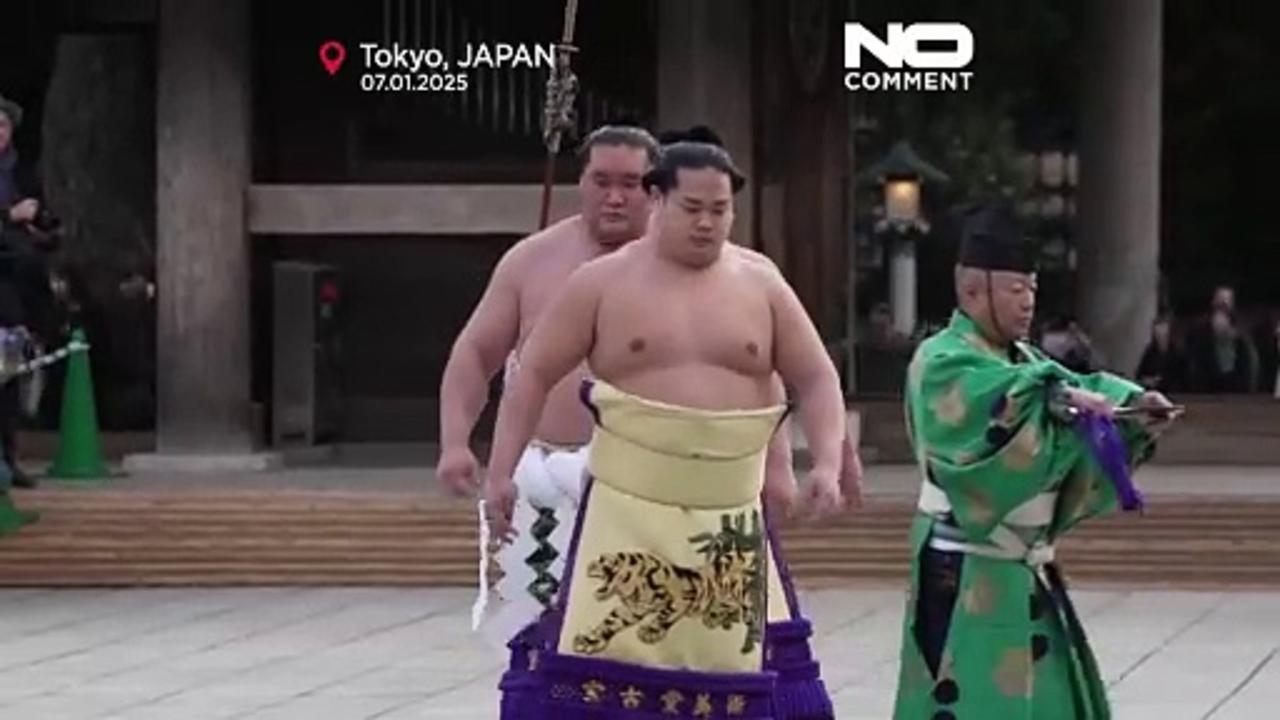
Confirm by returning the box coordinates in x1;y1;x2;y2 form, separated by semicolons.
764;516;835;720
498;623;543;720
765;619;834;720
533;651;777;719
1076;412;1145;512
499;478;591;719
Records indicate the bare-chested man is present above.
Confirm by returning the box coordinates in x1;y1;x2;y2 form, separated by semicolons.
436;125;660;646
440;126;815;646
484;139;856;716
439;125;658;487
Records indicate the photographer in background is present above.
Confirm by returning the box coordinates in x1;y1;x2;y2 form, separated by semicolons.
1040;314;1102;374
0;93;57;241
0;92;60;490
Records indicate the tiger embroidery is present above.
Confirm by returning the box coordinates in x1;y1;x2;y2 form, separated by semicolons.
572;531;764;656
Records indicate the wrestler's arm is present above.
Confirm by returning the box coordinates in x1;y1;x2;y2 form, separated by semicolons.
738;247;803;503
486;264;600;484
767;272;845;480
763;375;798;513
439;247;523;451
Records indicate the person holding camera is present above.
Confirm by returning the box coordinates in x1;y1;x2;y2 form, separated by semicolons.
0;92;59;497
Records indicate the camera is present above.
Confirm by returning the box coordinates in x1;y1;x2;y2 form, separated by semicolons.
29;205;62;236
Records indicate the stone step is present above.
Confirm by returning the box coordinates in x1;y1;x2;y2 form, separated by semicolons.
2;564;1275;588
1;489;1277;587
20;490;1280;512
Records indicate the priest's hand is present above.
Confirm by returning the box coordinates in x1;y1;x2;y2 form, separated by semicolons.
1063;387;1114;417
1135;390;1180;438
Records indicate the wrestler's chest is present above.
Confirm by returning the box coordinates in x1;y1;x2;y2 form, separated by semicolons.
595;288;773;374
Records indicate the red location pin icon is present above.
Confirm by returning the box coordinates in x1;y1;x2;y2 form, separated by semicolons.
319;40;346;76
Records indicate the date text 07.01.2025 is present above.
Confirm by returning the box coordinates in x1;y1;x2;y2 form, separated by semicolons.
359;73;469;93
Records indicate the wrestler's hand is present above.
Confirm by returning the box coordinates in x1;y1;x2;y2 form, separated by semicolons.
437;445;481;496
484;475;518;543
839;435;865;511
801;465;844;522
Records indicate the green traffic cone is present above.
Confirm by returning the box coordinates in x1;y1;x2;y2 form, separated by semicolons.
0;491;39;535
48;328;109;480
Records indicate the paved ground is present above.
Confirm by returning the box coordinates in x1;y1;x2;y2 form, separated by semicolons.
4;463;1276;717
0;587;1274;719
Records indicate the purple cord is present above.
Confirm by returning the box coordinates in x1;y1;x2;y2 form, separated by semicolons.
1075;412;1145;512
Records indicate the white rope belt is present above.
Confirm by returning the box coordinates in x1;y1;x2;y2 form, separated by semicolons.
918;480;1058;568
928;530;1057;568
471;442;588;632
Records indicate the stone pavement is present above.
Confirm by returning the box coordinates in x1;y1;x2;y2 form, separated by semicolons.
0;587;1275;719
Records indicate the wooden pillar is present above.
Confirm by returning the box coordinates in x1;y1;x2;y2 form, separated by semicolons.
1077;0;1162;375
756;0;847;338
656;0;754;247
154;0;253;454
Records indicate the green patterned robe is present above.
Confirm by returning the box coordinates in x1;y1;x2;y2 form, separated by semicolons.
892;310;1156;720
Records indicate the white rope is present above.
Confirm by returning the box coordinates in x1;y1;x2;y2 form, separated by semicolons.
0;338;90;383
17;340;89;374
470;498;492;631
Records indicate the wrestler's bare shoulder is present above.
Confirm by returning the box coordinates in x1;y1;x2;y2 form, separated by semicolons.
725;244;788;294
727;244;781;275
494;215;585;271
565;240;642;280
730;244;778;268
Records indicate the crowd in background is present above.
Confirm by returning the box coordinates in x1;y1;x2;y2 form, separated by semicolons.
852;284;1280;398
1016;284;1279;397
1132;285;1279;397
